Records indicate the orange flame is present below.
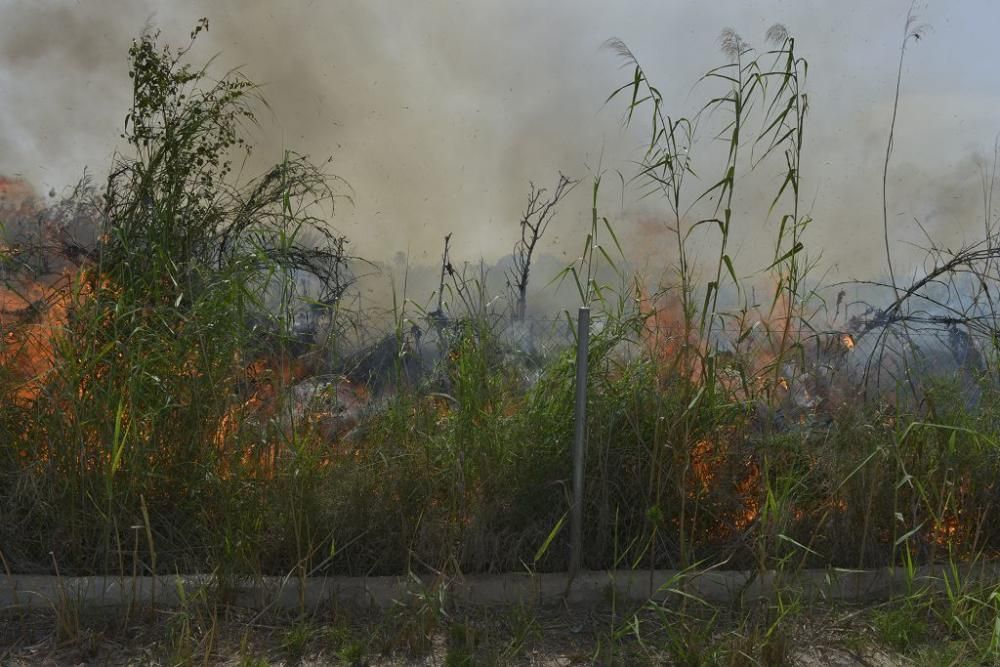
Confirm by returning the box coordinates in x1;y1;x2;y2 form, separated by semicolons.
0;273;74;403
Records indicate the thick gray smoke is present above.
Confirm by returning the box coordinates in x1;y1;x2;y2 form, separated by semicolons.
2;1;999;289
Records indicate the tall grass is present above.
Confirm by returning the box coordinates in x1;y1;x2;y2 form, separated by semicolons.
0;20;350;579
0;17;999;612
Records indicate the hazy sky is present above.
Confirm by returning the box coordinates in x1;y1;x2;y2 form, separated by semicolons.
1;1;998;281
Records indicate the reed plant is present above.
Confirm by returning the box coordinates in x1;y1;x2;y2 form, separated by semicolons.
1;22;999;648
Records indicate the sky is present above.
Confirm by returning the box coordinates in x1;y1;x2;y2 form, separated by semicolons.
1;0;998;284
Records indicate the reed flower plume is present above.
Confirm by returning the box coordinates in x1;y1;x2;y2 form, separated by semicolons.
719;28;748;61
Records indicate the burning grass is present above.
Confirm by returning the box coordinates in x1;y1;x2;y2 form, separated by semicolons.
4;19;1000;664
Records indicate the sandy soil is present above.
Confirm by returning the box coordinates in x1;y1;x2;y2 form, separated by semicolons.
0;603;933;666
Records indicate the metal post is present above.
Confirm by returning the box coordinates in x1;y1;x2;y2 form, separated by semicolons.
570;306;590;576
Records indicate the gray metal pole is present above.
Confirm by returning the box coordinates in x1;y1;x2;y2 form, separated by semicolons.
570;306;590;576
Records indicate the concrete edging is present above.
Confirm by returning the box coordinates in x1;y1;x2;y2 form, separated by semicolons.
3;564;999;612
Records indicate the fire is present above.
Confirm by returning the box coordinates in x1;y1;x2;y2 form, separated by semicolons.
734;460;760;530
690;438;716;491
932;516;961;545
211;355;372;478
1;172;372;480
0;176;37;211
687;435;762;536
637;285;701;381
0;275;76;404
0;177;79;403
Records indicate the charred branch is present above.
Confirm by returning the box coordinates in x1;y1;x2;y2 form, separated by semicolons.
435;233;453;318
841;235;1000;391
508;173;578;321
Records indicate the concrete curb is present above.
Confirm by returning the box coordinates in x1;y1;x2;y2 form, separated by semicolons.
3;564;999;612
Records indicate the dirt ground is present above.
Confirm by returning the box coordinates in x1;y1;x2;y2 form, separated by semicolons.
1;599;962;667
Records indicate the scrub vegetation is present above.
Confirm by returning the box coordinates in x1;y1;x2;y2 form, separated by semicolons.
3;17;1000;665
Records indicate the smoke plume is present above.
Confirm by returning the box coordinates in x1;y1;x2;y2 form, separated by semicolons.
1;1;998;287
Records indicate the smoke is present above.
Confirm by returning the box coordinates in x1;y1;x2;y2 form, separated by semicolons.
1;0;999;289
